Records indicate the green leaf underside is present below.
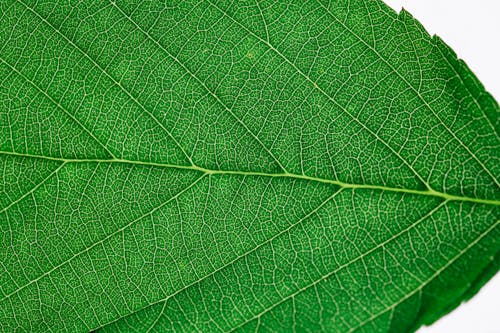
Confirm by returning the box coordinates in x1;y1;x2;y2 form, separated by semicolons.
0;0;498;332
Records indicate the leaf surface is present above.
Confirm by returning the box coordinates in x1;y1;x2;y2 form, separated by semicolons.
0;0;499;332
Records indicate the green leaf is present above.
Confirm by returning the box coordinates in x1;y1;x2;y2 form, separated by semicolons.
0;0;499;332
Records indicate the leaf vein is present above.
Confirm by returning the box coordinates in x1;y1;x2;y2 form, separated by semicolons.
205;0;430;190
0;55;116;159
0;174;206;303
1;150;498;206
315;0;500;188
109;0;289;174
16;0;194;165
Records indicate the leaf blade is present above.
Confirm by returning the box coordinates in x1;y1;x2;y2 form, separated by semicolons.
1;0;499;332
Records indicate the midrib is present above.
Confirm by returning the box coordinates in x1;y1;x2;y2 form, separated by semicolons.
2;150;499;206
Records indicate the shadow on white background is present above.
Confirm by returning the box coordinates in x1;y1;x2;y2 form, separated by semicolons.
381;1;500;332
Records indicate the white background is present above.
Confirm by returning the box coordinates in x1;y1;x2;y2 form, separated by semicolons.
382;1;500;332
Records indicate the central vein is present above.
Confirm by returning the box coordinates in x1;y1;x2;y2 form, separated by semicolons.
2;150;499;206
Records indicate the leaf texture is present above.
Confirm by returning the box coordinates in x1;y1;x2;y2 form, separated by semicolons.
0;0;499;332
